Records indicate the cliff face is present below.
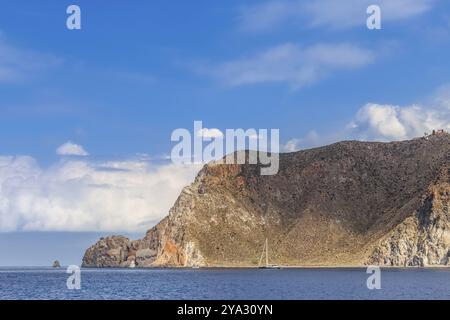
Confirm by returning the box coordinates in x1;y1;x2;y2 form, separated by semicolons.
82;134;450;267
368;170;450;266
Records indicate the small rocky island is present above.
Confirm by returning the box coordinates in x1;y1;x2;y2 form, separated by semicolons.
83;132;450;268
52;260;61;268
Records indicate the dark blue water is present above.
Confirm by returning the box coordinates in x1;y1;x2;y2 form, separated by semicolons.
1;267;450;300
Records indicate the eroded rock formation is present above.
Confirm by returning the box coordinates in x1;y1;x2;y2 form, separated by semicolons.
83;133;450;267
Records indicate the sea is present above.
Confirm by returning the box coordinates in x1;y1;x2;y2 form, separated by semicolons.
0;267;449;300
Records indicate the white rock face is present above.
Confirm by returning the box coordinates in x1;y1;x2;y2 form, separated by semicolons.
368;177;450;266
184;241;205;267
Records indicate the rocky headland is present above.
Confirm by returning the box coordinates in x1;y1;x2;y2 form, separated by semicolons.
83;133;450;267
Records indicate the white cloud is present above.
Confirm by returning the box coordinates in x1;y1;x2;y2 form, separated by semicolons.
283;85;450;148
0;156;200;232
0;35;60;83
350;88;450;141
239;0;434;32
353;104;409;140
282;131;320;152
353;104;450;140
238;1;299;32
56;141;89;156
196;128;224;138
204;43;374;88
282;139;300;152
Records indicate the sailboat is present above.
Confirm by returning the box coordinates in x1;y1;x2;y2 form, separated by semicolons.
258;238;281;269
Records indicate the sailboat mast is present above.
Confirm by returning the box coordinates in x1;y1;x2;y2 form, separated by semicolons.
265;238;269;267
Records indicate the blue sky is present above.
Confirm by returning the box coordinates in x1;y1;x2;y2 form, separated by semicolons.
1;0;450;265
1;0;449;162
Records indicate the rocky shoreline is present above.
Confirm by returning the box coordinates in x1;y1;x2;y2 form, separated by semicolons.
83;134;450;268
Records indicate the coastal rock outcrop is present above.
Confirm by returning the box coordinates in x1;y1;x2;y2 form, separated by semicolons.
83;133;450;267
83;236;132;267
367;169;450;266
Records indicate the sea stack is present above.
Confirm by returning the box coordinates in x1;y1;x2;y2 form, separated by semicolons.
52;260;61;268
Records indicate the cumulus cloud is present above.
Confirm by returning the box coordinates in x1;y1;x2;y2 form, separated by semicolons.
350;90;450;141
0;156;200;232
282;131;320;152
239;0;434;32
283;85;450;149
56;141;89;156
196;128;224;139
352;104;409;140
204;43;374;88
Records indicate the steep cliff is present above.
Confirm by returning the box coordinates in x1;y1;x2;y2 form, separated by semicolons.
368;169;450;266
82;133;450;267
